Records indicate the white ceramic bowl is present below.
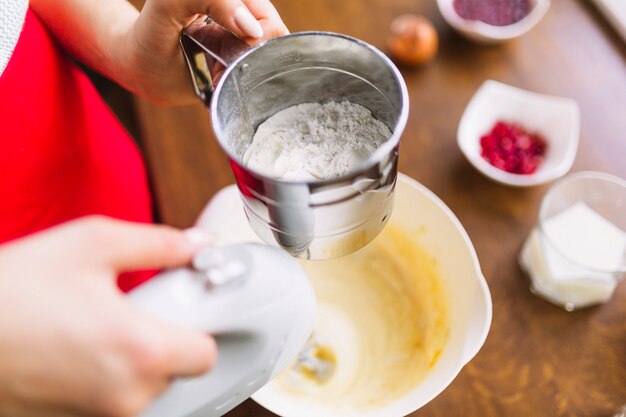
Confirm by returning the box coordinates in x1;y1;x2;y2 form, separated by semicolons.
437;0;551;43
196;173;492;417
458;80;580;187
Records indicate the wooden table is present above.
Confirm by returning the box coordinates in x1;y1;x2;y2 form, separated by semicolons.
124;0;626;415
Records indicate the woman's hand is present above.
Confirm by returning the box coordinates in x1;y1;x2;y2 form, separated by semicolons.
30;0;288;105
128;0;288;104
0;216;216;417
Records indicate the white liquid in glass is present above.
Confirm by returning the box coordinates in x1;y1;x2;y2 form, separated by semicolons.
520;203;626;310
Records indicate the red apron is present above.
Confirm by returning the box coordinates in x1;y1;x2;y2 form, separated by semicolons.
0;9;154;291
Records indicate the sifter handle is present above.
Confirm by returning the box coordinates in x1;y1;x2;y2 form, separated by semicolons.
180;16;251;107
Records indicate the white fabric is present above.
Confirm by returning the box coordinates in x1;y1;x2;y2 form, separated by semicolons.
0;0;28;76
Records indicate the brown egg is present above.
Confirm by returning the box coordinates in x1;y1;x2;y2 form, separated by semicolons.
387;14;439;66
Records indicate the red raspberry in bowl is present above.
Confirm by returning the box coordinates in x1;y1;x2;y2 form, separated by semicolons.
480;121;547;175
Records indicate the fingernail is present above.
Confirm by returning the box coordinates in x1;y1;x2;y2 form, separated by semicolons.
234;5;264;39
184;227;214;248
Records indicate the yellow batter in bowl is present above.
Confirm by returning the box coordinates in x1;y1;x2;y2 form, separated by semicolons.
198;174;491;417
277;224;449;411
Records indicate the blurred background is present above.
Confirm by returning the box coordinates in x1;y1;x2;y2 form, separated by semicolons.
92;1;626;416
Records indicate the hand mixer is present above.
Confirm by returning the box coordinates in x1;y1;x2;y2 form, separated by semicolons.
129;15;408;417
130;243;316;417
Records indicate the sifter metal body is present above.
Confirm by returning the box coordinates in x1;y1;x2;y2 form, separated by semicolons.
181;17;409;259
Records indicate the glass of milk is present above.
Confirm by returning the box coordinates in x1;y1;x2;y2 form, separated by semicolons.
519;171;626;311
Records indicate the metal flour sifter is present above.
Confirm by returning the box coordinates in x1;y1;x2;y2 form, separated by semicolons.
181;16;409;260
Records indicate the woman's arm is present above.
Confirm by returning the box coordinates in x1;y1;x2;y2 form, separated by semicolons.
29;0;140;95
29;0;288;104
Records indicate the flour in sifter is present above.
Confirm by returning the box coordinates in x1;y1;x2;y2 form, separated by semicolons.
242;101;391;181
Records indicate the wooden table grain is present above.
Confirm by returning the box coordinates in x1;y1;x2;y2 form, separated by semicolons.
126;0;626;415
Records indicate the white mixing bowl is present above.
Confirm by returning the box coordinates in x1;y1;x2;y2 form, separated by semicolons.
196;173;492;417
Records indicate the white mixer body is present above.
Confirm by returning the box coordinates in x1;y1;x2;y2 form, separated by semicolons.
129;243;316;417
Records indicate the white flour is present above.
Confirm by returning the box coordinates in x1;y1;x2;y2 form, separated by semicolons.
243;101;391;181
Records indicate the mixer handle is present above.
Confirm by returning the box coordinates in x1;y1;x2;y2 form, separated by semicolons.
129;244;317;417
180;16;251;108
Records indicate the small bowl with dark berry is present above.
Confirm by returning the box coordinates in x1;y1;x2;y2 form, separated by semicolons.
458;80;580;187
437;0;550;43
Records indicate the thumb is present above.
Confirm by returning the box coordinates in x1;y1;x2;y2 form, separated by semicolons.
75;217;213;272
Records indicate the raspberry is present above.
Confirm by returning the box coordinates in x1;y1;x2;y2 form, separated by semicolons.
500;136;514;154
479;120;547;175
515;133;532;151
480;133;498;150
